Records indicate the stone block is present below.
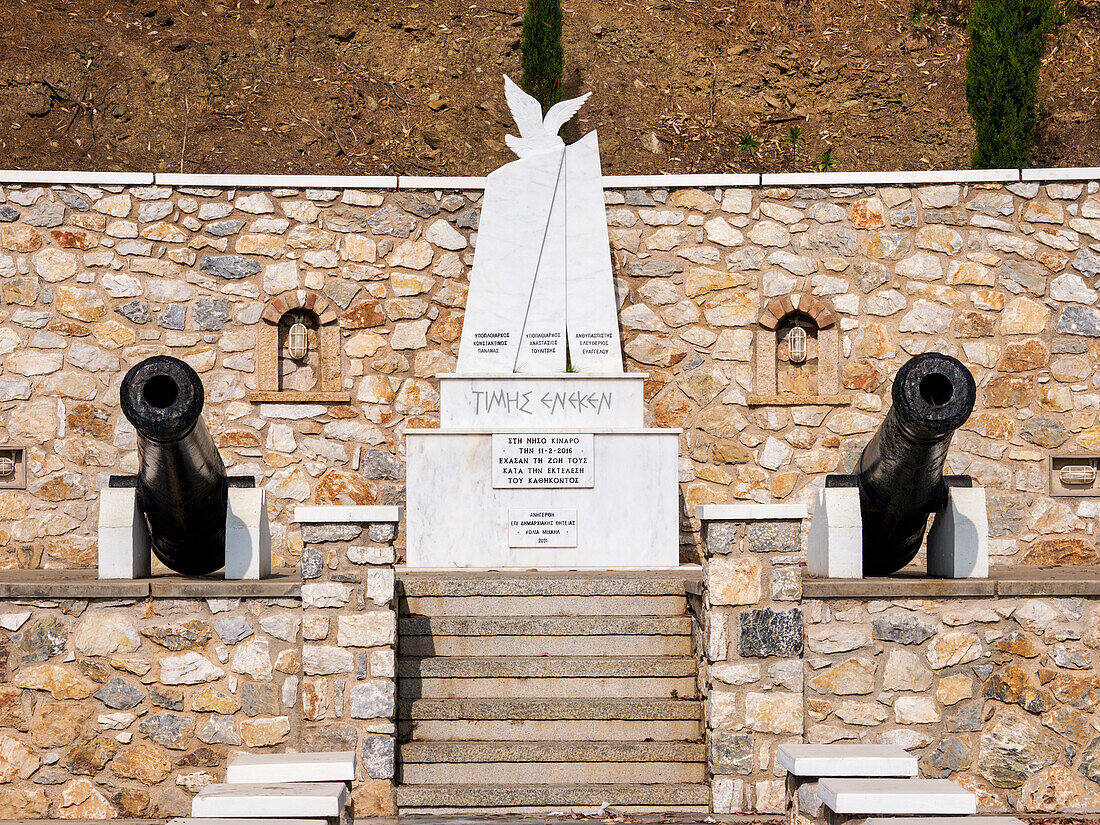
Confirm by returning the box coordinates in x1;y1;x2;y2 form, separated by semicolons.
224;488;271;580
928;486;989;579
739;607;803;658
97;487;150;579
807;485;862;578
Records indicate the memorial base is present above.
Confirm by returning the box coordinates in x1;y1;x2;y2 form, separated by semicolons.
406;429;680;568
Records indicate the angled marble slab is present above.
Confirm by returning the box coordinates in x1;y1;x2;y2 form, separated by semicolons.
565;131;623;373
818;778;976;815
191;782;347;819
456;147;565;373
226;751;355;784
777;744;917;777
516;162;568;373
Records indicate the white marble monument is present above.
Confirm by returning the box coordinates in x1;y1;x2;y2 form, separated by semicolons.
406;77;679;569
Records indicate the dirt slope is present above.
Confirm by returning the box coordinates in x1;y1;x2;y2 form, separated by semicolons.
0;0;1096;175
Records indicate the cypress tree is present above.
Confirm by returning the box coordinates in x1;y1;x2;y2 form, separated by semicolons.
966;0;1058;169
521;0;564;113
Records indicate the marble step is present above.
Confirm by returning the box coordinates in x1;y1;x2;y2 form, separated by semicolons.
819;779;977;815
400;740;706;763
400;675;696;699
778;744;918;777
191;783;348;819
225;752;356;785
394;782;709;810
399;615;692;637
399;632;691;657
863;819;1025;825
401;594;689;616
399;697;702;721
171;820;326;825
397;569;699;597
398;655;695;678
400;759;705;785
399;718;703;742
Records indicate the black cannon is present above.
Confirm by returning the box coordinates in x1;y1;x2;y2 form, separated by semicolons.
834;352;976;576
119;356;228;576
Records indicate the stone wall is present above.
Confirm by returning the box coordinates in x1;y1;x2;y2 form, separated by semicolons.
0;512;398;819
2;175;1100;567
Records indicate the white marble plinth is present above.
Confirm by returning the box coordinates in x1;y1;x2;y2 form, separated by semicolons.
97;488;151;580
807;486;863;579
224;488;271;580
777;744;917;778
406;429;679;568
191;782;347;819
226;751;356;785
927;486;989;579
818;778;976;815
439;374;645;428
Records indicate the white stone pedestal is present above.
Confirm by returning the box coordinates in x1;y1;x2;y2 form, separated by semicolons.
406;428;679;568
806;486;863;579
97;488;151;579
927;486;988;579
225;488;272;580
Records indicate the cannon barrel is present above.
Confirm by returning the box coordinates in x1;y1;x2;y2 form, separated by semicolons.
857;352;976;576
120;356;227;576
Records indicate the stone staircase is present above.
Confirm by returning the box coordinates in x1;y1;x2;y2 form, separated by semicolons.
394;569;708;813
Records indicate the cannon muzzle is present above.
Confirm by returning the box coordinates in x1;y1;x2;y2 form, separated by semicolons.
120;356;228;576
857;352;976;576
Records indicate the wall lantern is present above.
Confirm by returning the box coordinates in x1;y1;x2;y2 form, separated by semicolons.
788;325;808;364
287;313;309;360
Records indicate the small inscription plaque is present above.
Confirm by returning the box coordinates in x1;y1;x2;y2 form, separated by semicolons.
508;509;578;547
492;433;594;488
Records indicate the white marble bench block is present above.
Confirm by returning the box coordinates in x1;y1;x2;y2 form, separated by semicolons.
191;782;347;819
777;744;917;778
224;488;271;580
226;751;356;784
927;486;989;579
97;488;151;580
819;779;976;815
863;819;1025;825
807;486;862;579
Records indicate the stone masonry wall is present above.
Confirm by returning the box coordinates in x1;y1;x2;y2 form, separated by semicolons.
2;178;1100;568
805;595;1100;815
0;515;397;819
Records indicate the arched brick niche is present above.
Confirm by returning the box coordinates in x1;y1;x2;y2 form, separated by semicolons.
249;290;351;403
748;293;846;406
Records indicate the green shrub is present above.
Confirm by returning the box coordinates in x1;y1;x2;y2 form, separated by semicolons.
521;0;564;113
966;0;1059;168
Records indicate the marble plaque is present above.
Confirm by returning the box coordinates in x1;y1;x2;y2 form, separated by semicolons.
439;375;645;428
508;508;578;547
515;171;568;373
493;433;594;488
565;131;623;373
456;147;565;373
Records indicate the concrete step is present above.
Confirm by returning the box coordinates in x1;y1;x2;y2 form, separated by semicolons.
401;675;696;699
394;783;710;810
399;615;691;637
399;718;703;742
398;655;695;679
399;633;691;657
402;594;689;616
778;743;917;778
399;697;702;721
400;760;706;785
400;740;705;763
225;751;356;785
397;569;700;597
191;783;347;819
819;778;977;816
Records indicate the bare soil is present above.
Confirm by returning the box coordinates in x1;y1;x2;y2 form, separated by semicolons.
0;0;1097;176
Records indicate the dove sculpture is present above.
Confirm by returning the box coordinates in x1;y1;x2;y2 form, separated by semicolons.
503;74;591;158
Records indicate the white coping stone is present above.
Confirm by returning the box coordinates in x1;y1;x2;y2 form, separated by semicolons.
761;169;1020;186
97;487;151;580
695;504;808;521
292;505;402;523
1021;167;1100;181
398;176;488;190
406;429;680;568
154;173;398;188
927;486;988;579
439;374;644;429
807;486;863;579
0;170;155;185
601;173;759;188
191;782;347;818
170;820;327;825
777;744;917;778
818;779;976;816
863;819;1025;825
224;487;271;580
226;751;356;785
